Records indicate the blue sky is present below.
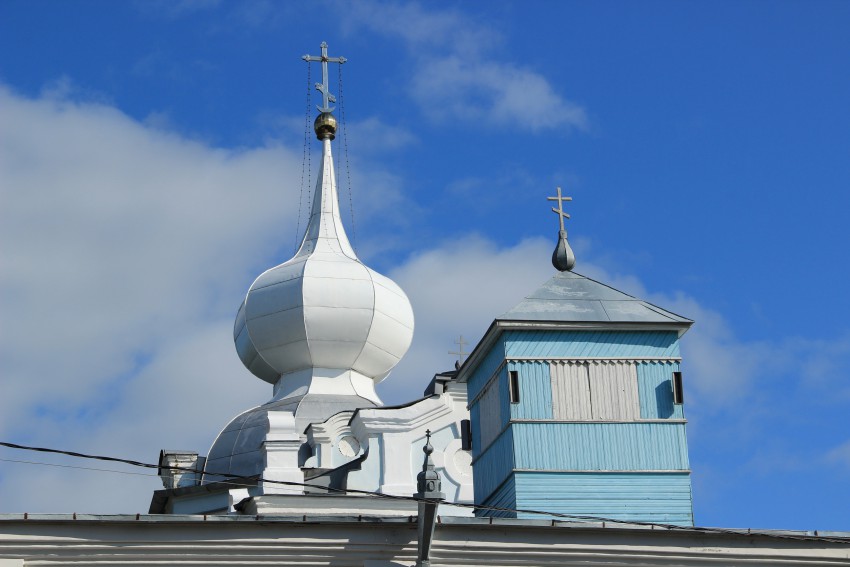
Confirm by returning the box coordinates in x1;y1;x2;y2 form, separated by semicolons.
1;0;849;530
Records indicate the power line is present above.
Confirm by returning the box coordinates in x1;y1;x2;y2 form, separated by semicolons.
0;457;158;478
1;440;847;544
0;441;413;502
0;457;264;492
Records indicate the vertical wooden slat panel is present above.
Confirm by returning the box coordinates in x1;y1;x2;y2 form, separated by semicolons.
551;361;592;420
589;361;639;420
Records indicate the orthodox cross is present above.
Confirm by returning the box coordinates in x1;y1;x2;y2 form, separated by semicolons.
449;335;469;364
302;41;347;113
548;186;572;233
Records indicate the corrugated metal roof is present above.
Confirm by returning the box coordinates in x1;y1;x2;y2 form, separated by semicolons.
498;271;692;326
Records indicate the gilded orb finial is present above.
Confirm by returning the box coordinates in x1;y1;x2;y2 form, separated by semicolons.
314;112;337;140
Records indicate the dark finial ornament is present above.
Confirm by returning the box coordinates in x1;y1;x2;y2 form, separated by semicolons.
548;187;576;271
414;429;444;567
416;430;444;500
553;230;576;271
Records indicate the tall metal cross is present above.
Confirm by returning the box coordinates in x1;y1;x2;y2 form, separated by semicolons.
449;335;469;364
302;41;347;113
547;186;573;233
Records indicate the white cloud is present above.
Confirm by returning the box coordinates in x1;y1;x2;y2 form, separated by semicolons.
0;321;269;514
380;235;553;402
345;1;587;132
0;84;284;511
409;56;587;131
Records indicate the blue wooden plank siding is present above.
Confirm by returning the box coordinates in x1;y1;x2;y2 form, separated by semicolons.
511;422;689;471
637;361;684;419
508;360;553;420
478;474;517;518
467;336;507;399
468;328;693;524
475;366;509;450
471;428;515;506
513;472;693;526
503;330;681;359
473;422;689;505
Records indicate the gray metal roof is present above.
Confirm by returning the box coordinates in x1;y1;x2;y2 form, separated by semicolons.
498;271;692;326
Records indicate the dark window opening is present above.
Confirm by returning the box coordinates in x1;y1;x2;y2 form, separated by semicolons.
672;371;684;405
509;370;520;404
461;419;472;450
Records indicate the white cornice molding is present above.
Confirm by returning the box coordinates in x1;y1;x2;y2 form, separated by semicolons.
306;411;356;445
1;515;846;565
351;396;458;438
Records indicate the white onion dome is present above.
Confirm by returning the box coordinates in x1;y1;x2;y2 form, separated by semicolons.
233;132;415;397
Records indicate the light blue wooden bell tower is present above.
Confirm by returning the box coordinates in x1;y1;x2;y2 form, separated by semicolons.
457;189;694;525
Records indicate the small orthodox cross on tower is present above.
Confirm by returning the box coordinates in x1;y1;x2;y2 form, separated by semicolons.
548;186;577;272
449;335;469;365
548;186;572;234
302;41;347;113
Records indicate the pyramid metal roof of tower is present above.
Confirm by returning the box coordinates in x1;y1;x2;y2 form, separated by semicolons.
498;270;692;326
